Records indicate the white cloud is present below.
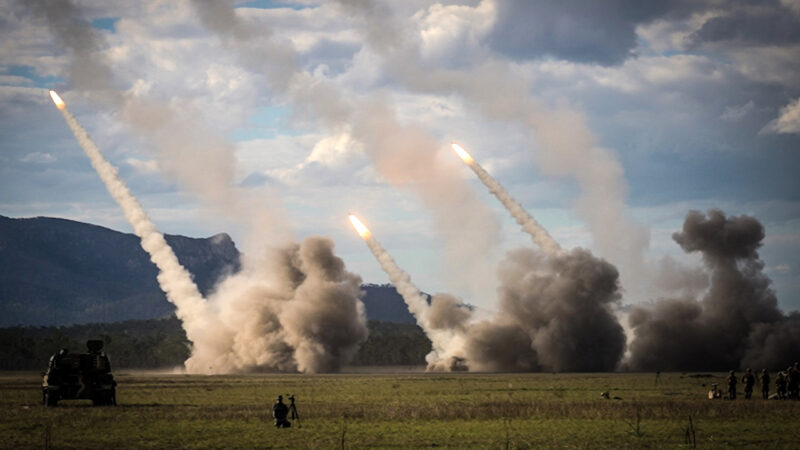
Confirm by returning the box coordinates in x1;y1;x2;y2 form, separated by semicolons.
721;100;754;122
761;97;800;135
125;157;158;174
414;0;496;64
20;152;56;164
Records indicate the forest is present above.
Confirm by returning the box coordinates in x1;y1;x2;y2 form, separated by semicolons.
0;317;430;370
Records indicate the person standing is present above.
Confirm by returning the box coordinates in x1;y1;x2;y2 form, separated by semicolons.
273;395;291;428
760;369;770;400
787;364;799;400
742;368;755;400
775;371;787;399
726;370;737;400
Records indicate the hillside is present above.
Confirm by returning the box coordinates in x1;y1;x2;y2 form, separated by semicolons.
0;215;240;326
0;215;418;326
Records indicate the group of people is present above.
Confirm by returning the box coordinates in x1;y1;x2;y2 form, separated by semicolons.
724;363;799;400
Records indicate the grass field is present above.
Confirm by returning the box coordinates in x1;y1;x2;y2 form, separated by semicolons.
1;369;798;449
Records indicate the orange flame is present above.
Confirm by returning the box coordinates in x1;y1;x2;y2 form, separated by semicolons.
451;143;474;164
49;90;65;110
348;214;371;238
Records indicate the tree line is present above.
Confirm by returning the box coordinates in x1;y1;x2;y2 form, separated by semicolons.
0;317;431;370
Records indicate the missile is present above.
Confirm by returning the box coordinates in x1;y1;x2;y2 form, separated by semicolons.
49;90;66;110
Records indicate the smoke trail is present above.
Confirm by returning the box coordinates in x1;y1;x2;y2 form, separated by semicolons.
627;209;800;371
50;90;368;374
348;214;464;368
34;1;369;374
451;143;560;254
189;1;503;303
19;0;290;247
48;90;229;369
333;0;650;300
350;213;625;372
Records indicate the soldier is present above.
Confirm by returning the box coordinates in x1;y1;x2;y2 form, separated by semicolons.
741;368;755;400
787;364;799;400
273;395;291;428
726;370;737;400
775;371;787;399
760;369;770;400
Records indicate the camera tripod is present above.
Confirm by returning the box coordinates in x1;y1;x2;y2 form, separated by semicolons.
288;394;301;427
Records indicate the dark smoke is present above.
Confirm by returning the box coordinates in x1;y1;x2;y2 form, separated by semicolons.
431;248;626;372
24;0;116;97
496;248;625;372
628;209;800;371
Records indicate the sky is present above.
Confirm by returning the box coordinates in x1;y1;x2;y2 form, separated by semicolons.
1;0;799;313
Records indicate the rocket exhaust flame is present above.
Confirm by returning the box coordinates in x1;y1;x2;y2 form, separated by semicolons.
48;91;224;371
49;90;65;110
450;143;561;254
451;143;474;164
348;214;371;238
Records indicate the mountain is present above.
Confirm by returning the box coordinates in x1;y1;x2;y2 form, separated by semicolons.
359;284;418;324
0;215;239;327
0;215;417;326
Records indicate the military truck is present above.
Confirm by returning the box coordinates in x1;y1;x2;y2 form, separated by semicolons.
42;340;117;407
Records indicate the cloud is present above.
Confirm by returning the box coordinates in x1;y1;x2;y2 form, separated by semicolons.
486;0;673;66
125;157;158;174
720;100;754;122
761;97;800;134
20;152;56;164
688;6;800;47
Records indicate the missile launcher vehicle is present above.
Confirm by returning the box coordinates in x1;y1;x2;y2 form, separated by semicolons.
42;340;117;407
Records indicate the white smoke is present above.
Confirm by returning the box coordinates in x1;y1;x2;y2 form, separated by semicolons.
190;237;368;374
52;92;368;373
351;216;461;368
452;144;561;254
188;1;503;304
333;0;651;301
33;0;371;374
50;92;229;369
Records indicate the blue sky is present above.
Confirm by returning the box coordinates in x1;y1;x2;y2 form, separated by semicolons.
1;0;799;313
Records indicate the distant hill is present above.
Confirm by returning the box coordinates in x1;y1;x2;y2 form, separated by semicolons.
359;284;418;324
0;215;241;327
0;215;417;326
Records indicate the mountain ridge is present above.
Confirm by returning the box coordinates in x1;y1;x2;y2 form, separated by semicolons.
0;215;416;326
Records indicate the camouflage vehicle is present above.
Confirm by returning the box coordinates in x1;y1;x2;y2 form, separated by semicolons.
42;340;117;407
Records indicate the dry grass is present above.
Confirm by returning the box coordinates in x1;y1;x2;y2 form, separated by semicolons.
1;370;798;448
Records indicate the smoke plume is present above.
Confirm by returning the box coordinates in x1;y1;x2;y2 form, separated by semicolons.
353;212;626;372
49;92;225;367
349;214;461;366
334;0;650;301
627;209;800;371
188;237;368;373
452;143;560;254
52;93;368;373
443;248;625;372
37;1;369;374
189;1;504;302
